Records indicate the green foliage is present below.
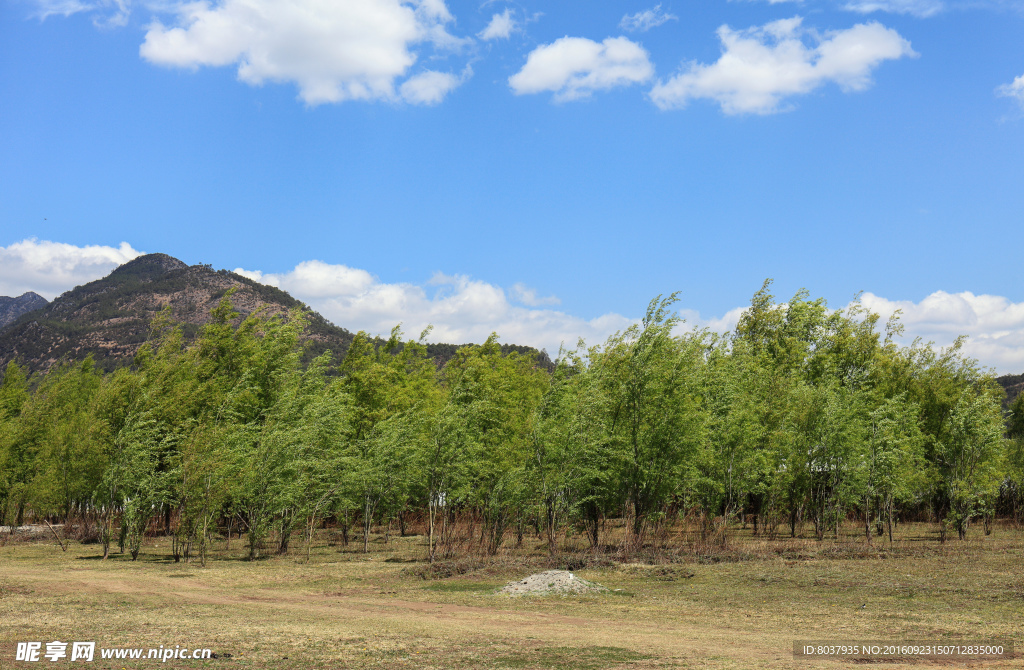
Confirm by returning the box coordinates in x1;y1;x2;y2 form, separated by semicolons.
597;294;709;541
936;389;1005;539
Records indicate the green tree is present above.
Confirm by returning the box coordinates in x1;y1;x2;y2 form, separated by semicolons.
864;394;925;542
340;326;441;553
441;333;548;555
0;361;31;527
598;295;709;546
936;389;1005;539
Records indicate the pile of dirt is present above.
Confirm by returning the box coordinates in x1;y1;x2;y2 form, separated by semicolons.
499;570;608;596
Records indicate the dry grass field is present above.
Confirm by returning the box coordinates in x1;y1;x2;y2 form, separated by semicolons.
1;522;1021;669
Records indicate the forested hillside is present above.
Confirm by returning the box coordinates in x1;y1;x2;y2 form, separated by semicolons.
1;280;1021;565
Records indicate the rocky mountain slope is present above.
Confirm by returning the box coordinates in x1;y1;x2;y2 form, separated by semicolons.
0;253;549;375
0;292;48;329
0;254;355;374
997;374;1024;407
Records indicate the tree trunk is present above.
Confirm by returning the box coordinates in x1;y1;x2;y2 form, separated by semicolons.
585;503;600;550
428;499;436;564
886;498;894;544
864;495;871;544
278;514;292;555
362;496;376;554
545;498;557;555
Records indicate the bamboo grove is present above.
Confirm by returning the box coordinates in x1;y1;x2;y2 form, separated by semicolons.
1;283;1022;564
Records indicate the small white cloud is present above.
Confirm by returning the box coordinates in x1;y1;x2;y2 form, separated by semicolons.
399;65;471;105
997;74;1024;109
676;306;747;335
509;36;654;101
31;0;93;19
842;0;945;17
236;260;376;298
139;0;466;105
478;8;515;40
858;291;1024;374
619;5;678;32
510;283;560;307
650;16;916;114
731;0;803;4
30;0;131;25
0;239;143;300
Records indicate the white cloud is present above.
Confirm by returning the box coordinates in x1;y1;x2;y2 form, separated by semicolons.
619;4;677;32
234;261;634;355
31;0;94;19
400;66;470;104
509;36;654;101
478;8;515;40
0;239;143;301
842;0;945;17
858;291;1024;374
997;74;1024;109
677;306;747;335
139;0;467;105
649;16;916;114
30;0;131;26
510;283;560;307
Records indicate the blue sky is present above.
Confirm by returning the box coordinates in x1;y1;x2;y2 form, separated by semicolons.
1;0;1023;371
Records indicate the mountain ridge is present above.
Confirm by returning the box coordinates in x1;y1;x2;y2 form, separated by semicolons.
0;253;549;375
997;374;1024;408
0;254;354;375
0;291;48;330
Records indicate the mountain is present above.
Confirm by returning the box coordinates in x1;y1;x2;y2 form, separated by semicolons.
997;374;1024;408
0;253;551;376
0;254;356;375
0;292;48;329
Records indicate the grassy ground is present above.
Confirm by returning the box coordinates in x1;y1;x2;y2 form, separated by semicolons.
1;522;1021;669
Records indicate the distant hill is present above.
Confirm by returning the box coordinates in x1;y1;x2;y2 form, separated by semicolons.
0;292;48;329
997;373;1024;408
0;253;551;376
0;254;356;375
